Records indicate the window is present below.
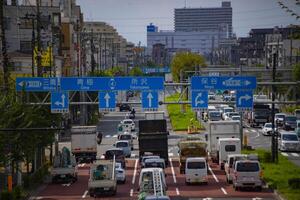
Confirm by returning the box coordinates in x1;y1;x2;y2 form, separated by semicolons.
225;145;236;152
116;142;128;148
187;161;206;169
236;162;259;172
19;18;33;29
20;41;32;53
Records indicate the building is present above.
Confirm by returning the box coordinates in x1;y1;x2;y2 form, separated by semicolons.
2;1;64;77
174;1;232;37
83;22;134;72
152;43;167;66
147;24;225;62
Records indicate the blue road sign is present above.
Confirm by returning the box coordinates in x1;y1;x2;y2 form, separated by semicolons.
16;77;59;91
61;77;164;91
191;90;208;111
98;92;116;112
141;91;159;111
236;90;253;111
191;76;257;90
51;92;69;113
142;67;171;74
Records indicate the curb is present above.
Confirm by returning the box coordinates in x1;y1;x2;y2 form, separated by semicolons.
273;190;286;200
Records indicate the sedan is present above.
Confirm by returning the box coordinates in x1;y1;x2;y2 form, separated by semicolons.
115;162;126;184
119;104;131;112
121;119;135;131
261;123;277;136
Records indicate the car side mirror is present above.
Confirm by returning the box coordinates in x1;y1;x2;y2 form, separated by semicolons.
113;144;116;146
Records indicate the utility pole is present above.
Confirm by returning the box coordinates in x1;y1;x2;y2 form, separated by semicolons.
0;0;10;92
36;0;42;76
271;52;278;163
90;30;96;74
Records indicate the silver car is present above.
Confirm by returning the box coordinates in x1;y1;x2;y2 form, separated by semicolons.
278;131;300;152
115;141;131;157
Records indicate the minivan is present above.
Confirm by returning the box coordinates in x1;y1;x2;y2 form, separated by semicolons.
278;131;300;152
114;141;131;158
232;160;263;191
185;157;208;185
118;133;134;150
283;115;297;131
224;154;247;184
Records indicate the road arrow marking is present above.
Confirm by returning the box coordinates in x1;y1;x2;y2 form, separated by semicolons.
147;92;153;107
238;94;252;105
104;93;111;108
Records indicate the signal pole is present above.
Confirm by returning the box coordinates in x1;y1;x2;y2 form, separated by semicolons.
36;0;42;76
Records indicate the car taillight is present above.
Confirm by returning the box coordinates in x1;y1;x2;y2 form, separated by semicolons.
75;148;80;151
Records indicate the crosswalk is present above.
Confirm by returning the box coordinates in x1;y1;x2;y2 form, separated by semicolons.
281;152;300;158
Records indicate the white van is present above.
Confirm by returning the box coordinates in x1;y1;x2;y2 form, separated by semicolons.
218;138;241;170
185;157;208;185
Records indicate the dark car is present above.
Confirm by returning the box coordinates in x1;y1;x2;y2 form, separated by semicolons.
283;115;297;131
104;148;126;168
126;90;134;97
119;104;131;112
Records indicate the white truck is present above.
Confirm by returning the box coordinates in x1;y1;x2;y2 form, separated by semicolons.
217;138;241;170
145;111;165;120
51;147;78;183
71;126;98;163
206;121;240;163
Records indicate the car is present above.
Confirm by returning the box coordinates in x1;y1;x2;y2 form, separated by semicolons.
224;112;239;121
275;113;286;126
118;133;134;150
144;158;166;170
231;115;241;121
208;111;222;121
185;157;208;185
126;90;134;98
208;93;216;100
278;131;300;152
232;160;263;191
115;162;126;184
114;141;131;158
223;95;231;102
120;119;135;131
283;115;297;131
261;123;277;136
140;155;160;168
224;154;247;184
119;104;131;112
296;120;300;138
222;107;234;120
104;148;126;168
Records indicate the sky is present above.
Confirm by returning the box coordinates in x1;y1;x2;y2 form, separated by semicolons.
77;0;300;46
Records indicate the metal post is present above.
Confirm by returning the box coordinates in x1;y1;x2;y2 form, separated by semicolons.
31;17;35;77
271;52;277;163
240;112;243;149
36;0;42;76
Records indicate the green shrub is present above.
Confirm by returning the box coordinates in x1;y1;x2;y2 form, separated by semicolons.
262;151;272;163
288;178;300;189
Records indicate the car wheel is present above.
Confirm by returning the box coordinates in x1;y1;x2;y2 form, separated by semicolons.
256;186;262;192
235;186;239;191
122;179;126;184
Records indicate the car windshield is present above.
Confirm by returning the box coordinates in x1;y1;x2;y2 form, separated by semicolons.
282;134;298;141
265;124;272;128
224;108;233;113
229;113;239;117
143;156;159;163
145;162;164;169
232;116;240;120
105;150;123;158
210;112;220;117
276;115;285;119
286;116;297;122
123;120;133;124
120;135;132;140
187;161;206;169
115;163;122;169
236;162;259;172
116;142;128;148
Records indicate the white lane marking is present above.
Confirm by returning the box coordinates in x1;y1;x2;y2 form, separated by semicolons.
291;153;300;157
208;166;219;183
252;198;263;200
251;129;256;133
281;152;289;157
221;187;228;195
130;189;133;197
112;134;118;138
105;135;111;138
132;159;138;184
168;153;174;157
176;187;180;195
254;131;260;138
82;190;88;198
169;158;177;183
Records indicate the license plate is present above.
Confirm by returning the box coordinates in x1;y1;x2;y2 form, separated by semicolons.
60;175;66;178
103;188;109;191
243;177;253;181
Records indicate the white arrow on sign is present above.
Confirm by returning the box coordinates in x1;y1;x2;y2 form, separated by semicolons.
147;93;153;108
244;80;251;86
55;94;66;107
104;93;111;108
195;93;205;106
238;94;252;105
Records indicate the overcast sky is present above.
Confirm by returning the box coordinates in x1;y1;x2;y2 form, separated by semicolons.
77;0;300;45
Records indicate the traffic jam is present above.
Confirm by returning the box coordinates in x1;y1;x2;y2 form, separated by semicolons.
34;99;300;200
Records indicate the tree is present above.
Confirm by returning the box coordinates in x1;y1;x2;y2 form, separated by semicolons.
293;62;300;81
129;67;143;76
171;52;206;82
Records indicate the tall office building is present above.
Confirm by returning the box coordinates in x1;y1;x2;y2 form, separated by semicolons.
174;1;232;37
